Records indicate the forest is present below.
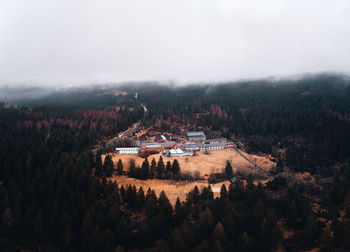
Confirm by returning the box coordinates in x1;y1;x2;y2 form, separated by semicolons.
1;74;350;251
138;74;350;174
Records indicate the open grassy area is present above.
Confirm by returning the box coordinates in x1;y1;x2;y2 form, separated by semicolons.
104;149;276;204
105;148;276;177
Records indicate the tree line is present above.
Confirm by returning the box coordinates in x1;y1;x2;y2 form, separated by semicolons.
128;157;181;180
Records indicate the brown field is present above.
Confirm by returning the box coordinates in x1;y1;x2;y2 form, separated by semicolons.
104;149;275;204
105;148;275;177
108;176;231;204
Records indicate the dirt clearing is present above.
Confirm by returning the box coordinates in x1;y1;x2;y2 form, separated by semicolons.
108;176;231;204
105;149;276;177
104;149;275;205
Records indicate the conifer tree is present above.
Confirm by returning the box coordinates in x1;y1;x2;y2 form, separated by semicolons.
211;222;227;245
172;159;180;180
159;191;173;221
140;158;150;179
150;158;157;179
117;159;123;175
136;187;145;209
225;160;233;177
104;155;114;177
220;184;227;198
95;153;103;177
166;161;172;178
157;156;165;179
199;208;213;237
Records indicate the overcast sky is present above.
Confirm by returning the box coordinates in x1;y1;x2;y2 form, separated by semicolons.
0;0;349;86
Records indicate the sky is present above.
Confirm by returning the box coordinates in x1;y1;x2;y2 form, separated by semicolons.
0;0;350;86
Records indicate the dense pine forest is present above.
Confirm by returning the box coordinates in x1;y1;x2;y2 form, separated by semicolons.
1;74;350;251
138;74;350;174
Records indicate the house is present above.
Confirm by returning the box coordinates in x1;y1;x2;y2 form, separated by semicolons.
155;135;171;143
115;147;140;154
204;138;227;144
163;148;193;157
141;141;176;150
187;131;206;141
181;143;202;151
182;142;235;152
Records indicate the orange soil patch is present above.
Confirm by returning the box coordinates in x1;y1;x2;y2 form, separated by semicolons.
293;172;315;181
108;175;231;204
105;149;275;177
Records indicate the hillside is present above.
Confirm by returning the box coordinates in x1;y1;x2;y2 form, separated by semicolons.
1;74;350;251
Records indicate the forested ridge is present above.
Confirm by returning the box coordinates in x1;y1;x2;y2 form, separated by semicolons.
139;74;350;173
1;74;350;251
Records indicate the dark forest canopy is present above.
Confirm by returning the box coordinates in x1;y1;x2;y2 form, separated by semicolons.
2;74;350;172
1;74;350;251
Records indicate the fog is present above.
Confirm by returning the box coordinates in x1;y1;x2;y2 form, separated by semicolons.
1;0;350;86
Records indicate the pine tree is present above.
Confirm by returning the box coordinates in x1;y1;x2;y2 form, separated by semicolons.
117;159;123;175
211;222;227;245
136;187;145;209
166;161;172;179
150;158;157;179
95;153;103;177
104;155;114;177
159;191;173;221
128;160;137;178
157;156;165;179
141;159;150;179
186;186;200;204
225;160;233;177
172;159;180;180
228;180;244;201
220;184;227;198
201;185;214;201
144;195;157;220
175;197;187;225
199;207;213;238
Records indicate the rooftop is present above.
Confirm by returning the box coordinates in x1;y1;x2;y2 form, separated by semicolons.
204;138;227;143
141;141;176;147
187;131;205;137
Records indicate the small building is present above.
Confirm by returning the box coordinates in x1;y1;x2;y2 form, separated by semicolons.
163;148;193;157
182;142;235;152
141;141;176;150
115;147;140;154
187;131;206;141
155;135;171;143
182;143;202;151
230;177;237;184
204;138;227;144
141;142;161;149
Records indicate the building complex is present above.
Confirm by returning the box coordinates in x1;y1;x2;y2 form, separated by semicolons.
115;130;236;156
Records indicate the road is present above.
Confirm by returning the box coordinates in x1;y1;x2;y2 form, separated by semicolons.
231;143;268;174
118;122;141;138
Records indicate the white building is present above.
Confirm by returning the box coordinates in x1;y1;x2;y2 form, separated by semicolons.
115;147;140;154
182;142;235;152
187;131;206;141
163;148;193;157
